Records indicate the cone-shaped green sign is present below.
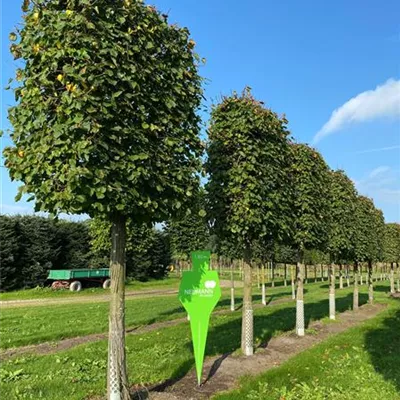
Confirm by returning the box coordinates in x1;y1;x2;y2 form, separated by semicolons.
178;250;221;386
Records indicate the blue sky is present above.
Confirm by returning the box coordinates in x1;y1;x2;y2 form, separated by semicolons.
1;0;399;222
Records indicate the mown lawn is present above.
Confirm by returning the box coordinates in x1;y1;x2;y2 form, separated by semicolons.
215;292;400;399
1;282;395;400
0;277;181;301
0;283;296;349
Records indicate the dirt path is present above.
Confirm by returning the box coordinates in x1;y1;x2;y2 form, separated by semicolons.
145;303;386;400
0;296;290;361
0;280;243;309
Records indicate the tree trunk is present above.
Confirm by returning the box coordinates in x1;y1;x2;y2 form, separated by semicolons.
284;263;287;287
390;262;395;294
368;260;374;304
230;262;235;311
320;263;323;282
107;214;130;400
296;253;305;337
353;262;359;310
339;264;343;289
256;264;260;289
261;262;266;305
271;261;275;288
304;264;308;284
291;265;296;300
241;249;253;356
329;263;336;320
346;265;350;287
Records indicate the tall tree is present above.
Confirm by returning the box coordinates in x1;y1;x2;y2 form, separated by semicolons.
288;143;331;336
354;196;385;305
383;223;400;293
327;170;358;319
4;1;203;398
206;88;291;355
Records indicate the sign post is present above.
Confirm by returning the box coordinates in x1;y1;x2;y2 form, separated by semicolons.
178;250;221;386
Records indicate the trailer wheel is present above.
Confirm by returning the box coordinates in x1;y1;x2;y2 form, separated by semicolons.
103;279;111;289
69;281;82;292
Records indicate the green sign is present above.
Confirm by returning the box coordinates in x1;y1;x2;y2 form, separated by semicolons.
178;250;221;385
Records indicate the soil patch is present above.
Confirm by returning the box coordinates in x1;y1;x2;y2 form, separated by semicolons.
141;303;386;400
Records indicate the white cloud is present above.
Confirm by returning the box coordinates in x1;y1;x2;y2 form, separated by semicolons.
368;166;390;179
313;78;400;144
354;145;400;154
354;166;400;206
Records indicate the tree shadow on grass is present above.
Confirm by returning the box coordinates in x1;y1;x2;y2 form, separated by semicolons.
365;306;400;393
371;284;391;293
155;289;301;321
147;291;364;394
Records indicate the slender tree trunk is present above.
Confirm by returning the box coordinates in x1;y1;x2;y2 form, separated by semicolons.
304;264;308;284
314;264;317;283
368;260;374;304
257;264;260;289
320;263;323;282
261;262;266;305
271;261;275;288
360;265;363;285
291;265;296;300
353;262;359;310
339;264;343;289
329;263;336;320
346;265;350;287
284;263;287;287
241;248;253;356
397;262;400;292
230;262;235;311
390;262;395;294
296;253;305;337
107;214;129;400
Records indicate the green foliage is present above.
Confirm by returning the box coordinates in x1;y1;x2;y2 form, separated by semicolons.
165;190;209;259
206;88;292;255
383;223;400;263
0;215;91;291
354;196;385;262
4;0;203;223
303;248;329;265
0;216;20;291
56;220;92;269
288;144;331;255
89;218;170;281
327;170;358;262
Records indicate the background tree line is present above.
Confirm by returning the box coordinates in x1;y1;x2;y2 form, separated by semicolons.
1;211;398;292
0;215;171;291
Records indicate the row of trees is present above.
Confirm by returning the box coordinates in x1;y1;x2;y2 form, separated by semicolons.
204;90;400;353
4;1;399;398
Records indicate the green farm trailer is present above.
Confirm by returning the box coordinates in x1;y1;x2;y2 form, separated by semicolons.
47;269;111;291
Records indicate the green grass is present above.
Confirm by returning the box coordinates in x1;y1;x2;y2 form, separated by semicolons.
0;277;181;301
1;282;396;400
0;283;297;349
215;295;400;399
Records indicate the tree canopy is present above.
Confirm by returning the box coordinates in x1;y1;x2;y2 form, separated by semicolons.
4;0;204;223
288;143;331;256
206;88;292;253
